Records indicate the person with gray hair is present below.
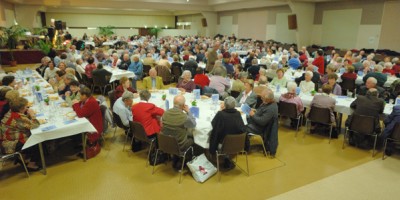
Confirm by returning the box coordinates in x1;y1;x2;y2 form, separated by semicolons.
347;87;385;148
246;88;279;156
266;62;278;80
231;71;247;93
362;63;388;87
132;90;164;138
382;62;395;75
113;91;134;128
177;70;196;92
209;95;247;169
161;95;196;169
357;77;385;98
299;71;315;93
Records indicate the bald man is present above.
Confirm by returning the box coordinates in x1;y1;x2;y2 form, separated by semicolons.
142;68;164;90
161;95;196;168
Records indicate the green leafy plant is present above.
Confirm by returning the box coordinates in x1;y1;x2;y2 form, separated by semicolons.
32;27;48;35
149;27;162;38
98;26;115;37
37;40;52;55
0;25;28;61
191;100;197;107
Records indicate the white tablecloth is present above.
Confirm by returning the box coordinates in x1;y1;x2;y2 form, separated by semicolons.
102;40;119;46
141;90;247;149
84;41;95;47
104;66;136;83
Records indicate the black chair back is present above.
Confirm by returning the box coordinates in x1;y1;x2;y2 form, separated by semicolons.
92;73;109;87
157;133;181;155
108;90;116;110
391;123;400;141
171;65;182;83
143;65;151;77
221;133;246;155
340;77;356;92
112;112;126;130
349;114;376;135
278;101;298;119
132;121;151;143
100;104;108;133
308;106;331;125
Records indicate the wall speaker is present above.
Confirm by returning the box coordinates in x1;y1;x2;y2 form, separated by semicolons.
201;18;207;27
62;22;67;30
55;20;63;30
288;14;297;30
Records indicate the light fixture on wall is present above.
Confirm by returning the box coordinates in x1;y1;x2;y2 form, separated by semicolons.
14;19;18;25
165;25;168;29
87;27;97;30
155;25;157;28
144;25;147;29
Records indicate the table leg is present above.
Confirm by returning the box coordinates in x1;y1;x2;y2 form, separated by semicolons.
82;133;87;161
38;143;47;175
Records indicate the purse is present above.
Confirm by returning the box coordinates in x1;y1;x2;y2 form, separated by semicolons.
186;153;217;183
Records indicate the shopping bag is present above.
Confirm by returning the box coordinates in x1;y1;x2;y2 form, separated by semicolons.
187;154;217;183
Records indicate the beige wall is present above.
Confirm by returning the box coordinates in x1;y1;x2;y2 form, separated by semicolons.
46;13;175;28
0;1;15;27
379;1;400;52
177;14;206;36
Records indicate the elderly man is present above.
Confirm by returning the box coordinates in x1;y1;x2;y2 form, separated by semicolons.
206;42;219;72
142;68;164;90
36;56;51;77
58;73;75;96
209;96;247;169
246;88;279;156
118;54;131;70
362;64;387;87
358;77;385;98
254;76;269;96
346;88;385;149
161;95;196;169
113;91;134;129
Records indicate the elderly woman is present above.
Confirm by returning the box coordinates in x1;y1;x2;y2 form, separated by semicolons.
128;55;143;90
324;73;342;95
44;60;59;81
49;70;66;92
279;55;289;68
255;67;266;81
299;71;315;93
236;79;257;107
270;68;287;88
266;62;278;80
115;76;137;99
209;96;247;169
1;97;41;170
280;81;304;127
382;62;395;75
111;53;121;68
177;70;196;93
341;65;357;80
321;64;336;84
65;80;81;106
57;61;67;72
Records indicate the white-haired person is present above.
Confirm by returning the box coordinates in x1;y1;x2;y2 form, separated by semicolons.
362;64;387;87
299;71;315;94
382;62;395;76
270;68;287;88
280;81;304;127
177;70;196;93
128;55;143;90
111;53;121;68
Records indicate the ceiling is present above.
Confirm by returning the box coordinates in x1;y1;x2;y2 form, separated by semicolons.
5;0;360;15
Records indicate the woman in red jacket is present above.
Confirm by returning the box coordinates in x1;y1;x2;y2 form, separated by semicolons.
132;90;164;138
313;50;325;75
114;76;137;99
193;67;210;89
72;87;103;143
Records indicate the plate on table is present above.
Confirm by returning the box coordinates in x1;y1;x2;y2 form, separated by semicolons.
45;89;55;94
38;119;47;124
60;102;69;107
43;84;51;88
66;112;76;120
49;95;59;101
27;101;34;107
201;95;210;100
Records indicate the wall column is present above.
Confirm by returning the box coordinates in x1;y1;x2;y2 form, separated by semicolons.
201;11;218;37
288;1;315;49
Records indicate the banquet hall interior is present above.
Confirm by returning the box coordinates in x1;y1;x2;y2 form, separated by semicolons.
1;0;400;199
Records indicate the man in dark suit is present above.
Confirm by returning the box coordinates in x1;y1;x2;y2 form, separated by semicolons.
346;88;385;149
118;54;131;70
92;63;112;84
358;77;385;98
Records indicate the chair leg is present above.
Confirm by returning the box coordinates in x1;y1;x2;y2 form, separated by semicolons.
295;115;301;137
152;149;159;175
17;152;29;178
179;154;186;184
342;128;348;149
245;151;249;176
216;153;221;182
328;125;333;144
146;141;154;167
304;119;309;138
372;135;377;157
382;138;388;160
259;139;268;157
123;134;129;151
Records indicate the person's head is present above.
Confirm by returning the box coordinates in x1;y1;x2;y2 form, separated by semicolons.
224;96;236;109
139;90;151;102
276;68;284;79
5;90;19;102
327;73;338;85
41;56;51;65
132;55;140;62
317;49;324;57
87;56;95;64
64;74;75;85
76;58;83;65
58;62;66;71
347;65;355;73
367;88;379;97
10;97;29;113
258;76;268;85
366;77;377;89
234;65;243;73
252;58;258;66
69;80;80;93
261;88;275;104
181;70;192;81
122;54;129;61
121;91;134;107
173;55;179;62
120;77;130;88
326;64;336;74
305;71;313;81
244;79;254;93
48;60;55;69
173;95;186;110
149;68;157;78
374;64;383;73
195;67;204;75
65;68;76;76
287;81;297;93
2;75;16;87
384;62;393;70
60;53;68;60
55;70;66;81
0;87;12;101
79;87;92;102
321;84;332;95
238;71;248;81
271;62;278;70
112;53;119;60
362;60;371;68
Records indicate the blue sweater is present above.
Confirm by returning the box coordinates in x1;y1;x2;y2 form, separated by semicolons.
128;61;143;78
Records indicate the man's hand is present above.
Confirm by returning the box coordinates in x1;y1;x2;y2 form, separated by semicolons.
183;104;190;113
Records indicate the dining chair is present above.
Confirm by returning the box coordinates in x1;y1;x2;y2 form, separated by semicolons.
343;114;379;157
383;122;400;160
152;133;193;184
216;133;249;181
305;106;334;143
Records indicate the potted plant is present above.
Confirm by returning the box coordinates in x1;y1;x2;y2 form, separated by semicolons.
37;40;52;56
149;27;162;38
98;26;115;37
0;25;28;66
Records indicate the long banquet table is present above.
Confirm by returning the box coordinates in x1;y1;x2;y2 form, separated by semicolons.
15;70;97;175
